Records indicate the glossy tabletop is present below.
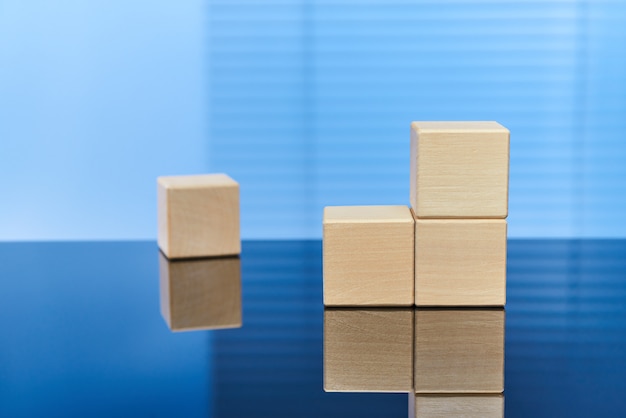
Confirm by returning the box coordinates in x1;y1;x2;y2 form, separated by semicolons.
1;240;625;417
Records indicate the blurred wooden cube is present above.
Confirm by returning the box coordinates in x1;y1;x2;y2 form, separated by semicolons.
324;308;413;392
157;173;240;259
323;206;414;306
415;219;506;307
410;121;509;218
414;309;505;393
159;252;242;331
409;394;504;418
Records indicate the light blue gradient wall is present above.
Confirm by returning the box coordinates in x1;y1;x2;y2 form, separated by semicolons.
0;1;209;240
2;1;625;240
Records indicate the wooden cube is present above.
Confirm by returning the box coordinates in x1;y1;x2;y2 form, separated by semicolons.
157;174;240;259
410;121;509;218
324;308;413;392
323;206;414;306
159;252;242;331
414;309;505;393
409;394;504;418
415;219;506;307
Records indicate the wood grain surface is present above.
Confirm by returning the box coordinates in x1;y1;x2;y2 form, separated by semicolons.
410;121;509;218
323;206;415;306
409;394;504;418
414;309;505;393
324;308;413;392
157;173;240;259
415;219;507;307
159;252;242;331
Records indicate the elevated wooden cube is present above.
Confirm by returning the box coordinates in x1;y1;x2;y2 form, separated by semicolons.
323;206;414;306
415;219;506;307
410;121;509;218
414;309;505;393
159;252;242;331
157;174;240;259
324;308;413;392
409;394;504;418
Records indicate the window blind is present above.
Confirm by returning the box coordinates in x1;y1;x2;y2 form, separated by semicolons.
207;0;626;238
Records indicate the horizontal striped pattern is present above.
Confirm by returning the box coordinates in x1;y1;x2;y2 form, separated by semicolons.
207;0;626;238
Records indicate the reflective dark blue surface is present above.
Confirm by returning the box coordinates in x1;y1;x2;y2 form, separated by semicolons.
1;240;625;417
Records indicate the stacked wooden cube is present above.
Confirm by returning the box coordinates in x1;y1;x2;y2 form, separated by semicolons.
323;121;509;307
411;121;509;307
323;121;509;417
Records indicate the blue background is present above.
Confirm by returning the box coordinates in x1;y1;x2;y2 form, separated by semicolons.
2;0;625;240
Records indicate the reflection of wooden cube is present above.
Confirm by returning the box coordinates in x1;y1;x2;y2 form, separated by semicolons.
410;121;509;218
414;309;504;393
324;308;413;392
159;253;242;331
157;174;240;259
415;219;506;307
323;206;414;306
409;394;504;418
